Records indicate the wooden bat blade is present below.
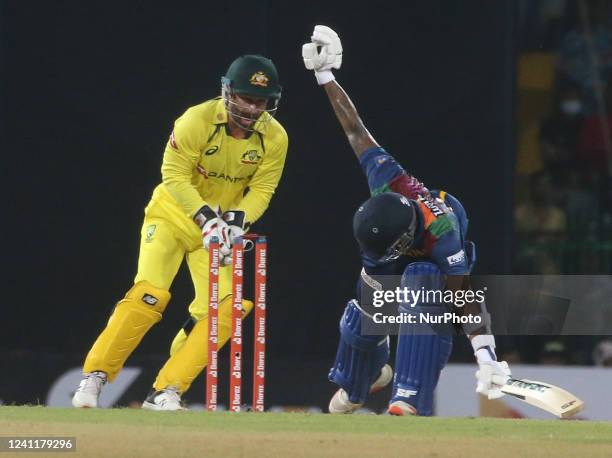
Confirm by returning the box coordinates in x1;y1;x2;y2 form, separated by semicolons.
498;378;584;418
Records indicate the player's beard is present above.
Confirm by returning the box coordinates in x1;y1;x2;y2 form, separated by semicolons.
228;100;262;132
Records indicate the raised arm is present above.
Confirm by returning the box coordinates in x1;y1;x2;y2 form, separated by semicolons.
321;80;379;158
303;25;378;159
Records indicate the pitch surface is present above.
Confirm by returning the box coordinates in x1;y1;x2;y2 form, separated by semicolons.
1;406;611;457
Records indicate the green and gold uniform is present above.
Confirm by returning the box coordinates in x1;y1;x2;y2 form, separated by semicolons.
82;97;288;393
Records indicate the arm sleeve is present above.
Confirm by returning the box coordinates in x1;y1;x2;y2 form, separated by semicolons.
235;132;288;224
431;231;470;275
161;112;208;218
359;147;428;198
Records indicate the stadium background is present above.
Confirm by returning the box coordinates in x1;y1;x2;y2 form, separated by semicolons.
1;1;609;412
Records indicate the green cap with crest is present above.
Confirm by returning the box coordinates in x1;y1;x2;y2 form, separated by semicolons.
222;54;281;99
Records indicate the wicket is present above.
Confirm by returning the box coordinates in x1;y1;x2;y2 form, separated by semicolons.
206;234;267;412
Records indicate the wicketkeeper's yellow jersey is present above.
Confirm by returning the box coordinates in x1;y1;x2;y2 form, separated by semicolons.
150;97;288;229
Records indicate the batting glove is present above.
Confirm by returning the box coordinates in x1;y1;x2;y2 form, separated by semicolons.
476;360;511;400
302;25;342;85
471;335;511;400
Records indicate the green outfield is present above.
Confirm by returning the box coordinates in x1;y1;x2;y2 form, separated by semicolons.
1;406;611;458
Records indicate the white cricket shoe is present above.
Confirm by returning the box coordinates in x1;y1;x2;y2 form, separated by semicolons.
72;371;107;408
142;387;186;411
328;364;393;414
387;400;417;416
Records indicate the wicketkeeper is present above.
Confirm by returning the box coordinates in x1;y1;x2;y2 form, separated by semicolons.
302;26;512;415
72;55;288;410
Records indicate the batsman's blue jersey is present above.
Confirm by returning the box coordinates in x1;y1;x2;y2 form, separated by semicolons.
359;146;471;275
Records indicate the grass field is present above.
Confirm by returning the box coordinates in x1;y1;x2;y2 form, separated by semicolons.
1;406;611;458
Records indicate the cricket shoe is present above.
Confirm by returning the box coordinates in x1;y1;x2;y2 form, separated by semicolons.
72;371;107;408
328;364;393;414
142;387;186;411
387;400;417;416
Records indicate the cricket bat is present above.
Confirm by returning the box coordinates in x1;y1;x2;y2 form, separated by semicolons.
492;376;584;418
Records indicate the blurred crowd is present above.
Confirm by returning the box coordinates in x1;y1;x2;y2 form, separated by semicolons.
501;0;612;365
515;0;612;275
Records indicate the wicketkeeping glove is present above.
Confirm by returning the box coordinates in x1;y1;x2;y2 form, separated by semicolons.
222;210;247;240
302;25;343;85
220;210;253;265
194;205;232;261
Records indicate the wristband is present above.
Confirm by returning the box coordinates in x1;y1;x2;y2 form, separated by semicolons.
315;70;335;85
471;334;496;353
471;334;497;361
475;347;496;363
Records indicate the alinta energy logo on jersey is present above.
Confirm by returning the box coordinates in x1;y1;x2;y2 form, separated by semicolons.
241;149;262;164
250;72;269;88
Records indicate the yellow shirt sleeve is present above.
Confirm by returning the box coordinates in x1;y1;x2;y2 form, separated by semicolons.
161;109;208;219
236;128;288;224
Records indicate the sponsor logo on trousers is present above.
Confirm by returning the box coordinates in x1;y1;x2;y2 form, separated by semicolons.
396;388;418;398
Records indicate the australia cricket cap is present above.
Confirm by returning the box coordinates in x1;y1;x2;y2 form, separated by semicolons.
222;54;281;99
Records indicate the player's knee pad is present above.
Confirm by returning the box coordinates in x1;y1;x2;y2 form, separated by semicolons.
328;300;389;404
393;262;453;416
155;298;253;393
84;281;171;382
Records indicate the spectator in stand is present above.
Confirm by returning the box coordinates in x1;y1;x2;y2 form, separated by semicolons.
515;172;567;239
515;173;567;274
577;83;612;170
575;83;612;223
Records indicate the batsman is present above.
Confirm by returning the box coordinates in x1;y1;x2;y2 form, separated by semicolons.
302;26;512;415
72;55;288;410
